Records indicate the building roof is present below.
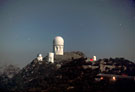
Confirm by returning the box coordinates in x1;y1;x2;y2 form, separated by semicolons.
53;36;64;46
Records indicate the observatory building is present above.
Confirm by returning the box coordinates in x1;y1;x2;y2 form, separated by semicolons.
53;36;64;55
37;54;43;61
93;56;97;61
48;52;54;63
46;36;64;63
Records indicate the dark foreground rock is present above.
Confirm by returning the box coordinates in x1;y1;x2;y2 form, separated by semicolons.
0;52;135;92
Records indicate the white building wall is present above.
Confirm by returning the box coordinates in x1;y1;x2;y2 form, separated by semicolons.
54;45;64;55
48;52;54;63
93;56;97;61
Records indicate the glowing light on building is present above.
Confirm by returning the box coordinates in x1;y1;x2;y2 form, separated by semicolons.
112;76;116;81
100;76;104;80
90;58;93;61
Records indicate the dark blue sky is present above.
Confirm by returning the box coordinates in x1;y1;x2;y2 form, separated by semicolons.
0;0;135;67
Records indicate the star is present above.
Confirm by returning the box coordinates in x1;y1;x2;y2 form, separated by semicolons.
133;16;135;20
27;38;31;41
119;24;122;26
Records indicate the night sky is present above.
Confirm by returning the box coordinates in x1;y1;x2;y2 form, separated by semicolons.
0;0;135;68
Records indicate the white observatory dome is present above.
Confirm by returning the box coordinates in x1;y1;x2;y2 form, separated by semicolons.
53;36;64;55
53;36;64;46
37;54;43;61
37;54;42;57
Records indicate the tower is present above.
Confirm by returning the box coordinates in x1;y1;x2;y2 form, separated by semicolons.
48;52;54;63
93;56;96;61
53;36;64;55
37;54;43;61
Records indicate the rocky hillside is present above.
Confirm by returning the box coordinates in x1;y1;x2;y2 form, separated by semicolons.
95;58;135;76
10;57;98;92
9;51;88;91
0;52;135;92
0;64;20;91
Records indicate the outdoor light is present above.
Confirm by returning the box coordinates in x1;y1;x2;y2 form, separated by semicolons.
112;76;116;81
100;76;104;80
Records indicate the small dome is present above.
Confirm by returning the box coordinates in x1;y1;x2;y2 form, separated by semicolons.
53;36;64;45
37;54;42;57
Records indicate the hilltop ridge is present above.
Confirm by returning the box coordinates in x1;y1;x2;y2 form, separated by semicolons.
0;51;135;92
